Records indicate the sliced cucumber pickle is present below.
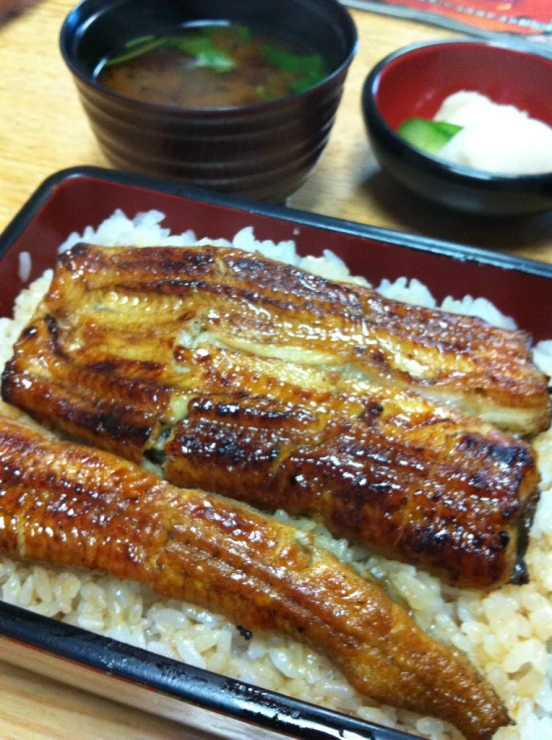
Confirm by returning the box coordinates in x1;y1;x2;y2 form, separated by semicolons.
396;118;462;155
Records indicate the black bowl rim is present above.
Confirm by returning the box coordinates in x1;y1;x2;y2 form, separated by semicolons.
362;37;552;187
60;0;359;116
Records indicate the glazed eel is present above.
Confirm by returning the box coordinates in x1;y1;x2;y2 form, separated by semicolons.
0;416;510;740
2;244;547;589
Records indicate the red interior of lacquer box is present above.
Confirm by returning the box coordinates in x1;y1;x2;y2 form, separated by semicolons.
2;173;551;341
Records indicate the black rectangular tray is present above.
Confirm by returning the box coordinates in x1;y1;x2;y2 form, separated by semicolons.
1;166;551;740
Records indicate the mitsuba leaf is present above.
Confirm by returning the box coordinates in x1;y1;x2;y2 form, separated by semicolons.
173;35;235;72
105;37;168;66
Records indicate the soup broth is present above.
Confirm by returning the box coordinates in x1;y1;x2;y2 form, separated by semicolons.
97;24;326;108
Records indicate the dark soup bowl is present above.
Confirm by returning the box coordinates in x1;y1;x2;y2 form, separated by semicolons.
362;39;552;216
60;0;357;202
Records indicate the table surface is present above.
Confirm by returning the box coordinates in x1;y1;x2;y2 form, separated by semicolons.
1;1;551;737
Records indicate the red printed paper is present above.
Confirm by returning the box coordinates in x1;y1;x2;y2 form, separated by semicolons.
346;0;552;37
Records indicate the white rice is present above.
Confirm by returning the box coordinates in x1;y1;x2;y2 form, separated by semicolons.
17;250;32;284
1;210;552;740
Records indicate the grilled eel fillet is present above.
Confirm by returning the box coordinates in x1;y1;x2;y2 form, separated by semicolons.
0;417;510;740
2;245;543;589
11;243;549;433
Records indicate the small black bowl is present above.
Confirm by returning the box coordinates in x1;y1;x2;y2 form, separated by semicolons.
60;0;357;203
362;39;552;216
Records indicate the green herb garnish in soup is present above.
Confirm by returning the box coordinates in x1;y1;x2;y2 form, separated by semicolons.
97;23;327;108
